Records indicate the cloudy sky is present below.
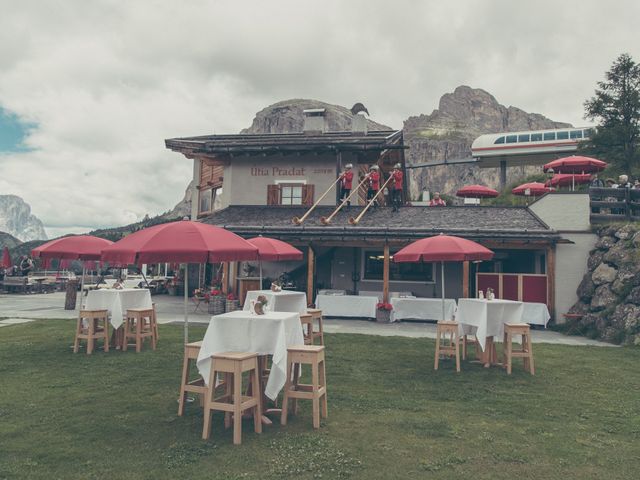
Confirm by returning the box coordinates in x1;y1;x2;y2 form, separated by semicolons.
1;0;639;238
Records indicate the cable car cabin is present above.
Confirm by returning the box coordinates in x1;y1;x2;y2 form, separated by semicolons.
471;127;593;167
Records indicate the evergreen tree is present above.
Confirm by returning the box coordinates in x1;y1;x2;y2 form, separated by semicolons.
582;53;640;173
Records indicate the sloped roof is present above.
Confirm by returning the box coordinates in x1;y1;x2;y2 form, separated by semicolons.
165;130;404;155
201;205;557;243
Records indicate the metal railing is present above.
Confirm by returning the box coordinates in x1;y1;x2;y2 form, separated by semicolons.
589;187;640;223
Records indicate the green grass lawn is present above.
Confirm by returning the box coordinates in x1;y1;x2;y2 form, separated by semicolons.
1;320;639;480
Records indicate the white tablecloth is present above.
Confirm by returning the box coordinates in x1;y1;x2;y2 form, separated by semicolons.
84;289;153;329
455;299;524;351
243;290;307;314
316;294;378;318
522;302;551;327
197;311;305;400
390;298;457;322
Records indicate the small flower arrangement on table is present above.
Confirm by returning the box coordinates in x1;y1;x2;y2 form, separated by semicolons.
376;302;393;323
253;295;268;315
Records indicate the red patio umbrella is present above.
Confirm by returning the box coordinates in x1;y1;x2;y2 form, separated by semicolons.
32;235;114;309
456;184;499;198
247;236;304;290
394;234;494;321
2;246;12;269
32;235;113;261
512;182;553;197
543;156;607;190
101;220;259;342
545;173;591;188
543;155;607;174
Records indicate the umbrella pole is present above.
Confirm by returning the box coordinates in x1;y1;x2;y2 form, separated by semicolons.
260;261;263;290
184;264;189;344
78;265;86;314
441;261;446;321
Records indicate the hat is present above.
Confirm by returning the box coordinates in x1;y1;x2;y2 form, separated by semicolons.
619;174;628;183
393;163;401;169
345;164;353;169
370;165;379;170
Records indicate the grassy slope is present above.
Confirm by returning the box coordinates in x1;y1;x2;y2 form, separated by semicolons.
1;321;639;480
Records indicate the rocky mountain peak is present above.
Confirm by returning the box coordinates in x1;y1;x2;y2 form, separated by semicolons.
0;195;47;242
241;98;391;134
403;86;573;200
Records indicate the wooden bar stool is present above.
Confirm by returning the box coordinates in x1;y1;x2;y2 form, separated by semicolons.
74;310;110;354
281;345;327;429
503;323;535;375
202;352;262;445
306;308;324;345
178;341;206;416
460;334;481;361
151;303;159;343
434;321;460;372
123;308;156;352
300;313;314;345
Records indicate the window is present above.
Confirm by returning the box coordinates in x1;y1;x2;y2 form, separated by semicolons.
583;128;593;138
557;131;569;140
506;135;517;144
518;134;530;142
531;133;543;141
494;136;505;144
267;184;315;206
199;188;212;213
281;184;303;205
363;251;434;282
198;187;221;214
570;130;583;139
543;132;556;141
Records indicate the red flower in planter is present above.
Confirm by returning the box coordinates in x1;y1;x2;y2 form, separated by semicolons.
210;289;222;296
376;302;393;311
226;293;237;301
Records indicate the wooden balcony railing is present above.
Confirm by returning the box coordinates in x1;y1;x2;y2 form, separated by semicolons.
589;187;640;223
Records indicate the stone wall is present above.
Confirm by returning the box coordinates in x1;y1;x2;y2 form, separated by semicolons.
566;224;640;345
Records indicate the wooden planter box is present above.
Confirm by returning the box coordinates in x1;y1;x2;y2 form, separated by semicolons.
208;296;225;315
225;299;240;313
376;309;391;323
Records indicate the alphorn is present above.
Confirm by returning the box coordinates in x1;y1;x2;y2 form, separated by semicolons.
319;175;370;225
292;176;342;225
348;175;394;225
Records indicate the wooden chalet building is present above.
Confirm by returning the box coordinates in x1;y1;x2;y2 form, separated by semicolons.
166;110;592;322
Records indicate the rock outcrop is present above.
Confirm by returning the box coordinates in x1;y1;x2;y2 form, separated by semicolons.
404;86;572;200
0;230;22;250
0;195;47;242
566;224;640;345
241;99;390;134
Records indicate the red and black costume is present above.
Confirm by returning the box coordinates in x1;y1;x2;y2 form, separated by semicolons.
391;169;403;211
339;170;354;205
367;170;380;206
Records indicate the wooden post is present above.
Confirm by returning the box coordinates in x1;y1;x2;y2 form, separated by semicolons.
462;261;469;298
307;246;315;306
383;244;390;303
222;262;229;295
546;246;555;320
230;262;238;295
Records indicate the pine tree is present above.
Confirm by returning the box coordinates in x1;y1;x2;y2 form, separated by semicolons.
583;53;640;173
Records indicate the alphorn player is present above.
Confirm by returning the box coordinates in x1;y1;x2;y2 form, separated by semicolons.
391;163;404;212
339;163;354;206
367;165;380;208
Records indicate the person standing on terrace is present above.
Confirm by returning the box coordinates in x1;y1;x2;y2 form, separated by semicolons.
391;163;404;212
367;165;380;208
429;192;447;207
339;164;354;206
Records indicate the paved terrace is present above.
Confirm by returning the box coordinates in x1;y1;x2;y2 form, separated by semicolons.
0;291;613;347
